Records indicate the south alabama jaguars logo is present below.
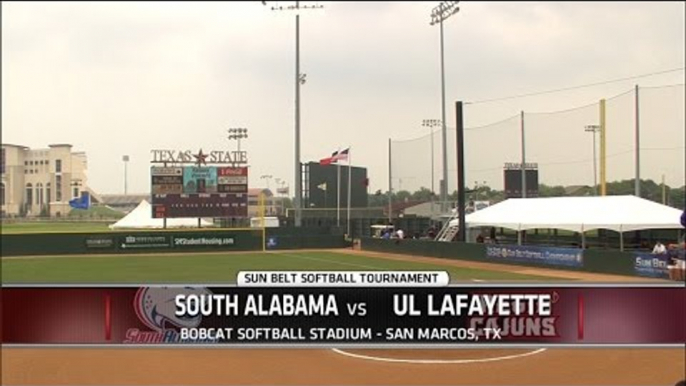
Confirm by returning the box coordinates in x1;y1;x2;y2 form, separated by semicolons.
125;287;213;343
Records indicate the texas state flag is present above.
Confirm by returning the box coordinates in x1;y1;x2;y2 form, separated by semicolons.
320;148;349;165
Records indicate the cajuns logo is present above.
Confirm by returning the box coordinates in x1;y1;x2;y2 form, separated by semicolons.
124;287;216;343
468;291;561;339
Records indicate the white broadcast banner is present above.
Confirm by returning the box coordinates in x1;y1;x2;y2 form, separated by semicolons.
237;271;450;287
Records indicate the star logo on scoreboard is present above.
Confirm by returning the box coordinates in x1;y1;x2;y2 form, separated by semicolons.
193;149;208;166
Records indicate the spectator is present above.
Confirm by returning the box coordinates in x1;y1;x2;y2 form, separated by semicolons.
396;228;405;239
427;227;436;239
667;242;686;281
476;234;485;243
652;241;667;255
381;229;391;240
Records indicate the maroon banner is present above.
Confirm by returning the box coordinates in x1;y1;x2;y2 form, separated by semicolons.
1;286;684;346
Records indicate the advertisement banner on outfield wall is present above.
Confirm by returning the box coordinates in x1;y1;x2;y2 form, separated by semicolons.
85;236;116;250
485;244;583;268
633;252;670;279
172;236;235;248
119;235;171;250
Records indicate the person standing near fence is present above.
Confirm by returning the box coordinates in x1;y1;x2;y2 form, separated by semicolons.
652;241;667;255
667;209;686;281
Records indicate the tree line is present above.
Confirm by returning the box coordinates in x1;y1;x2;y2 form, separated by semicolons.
368;179;686;209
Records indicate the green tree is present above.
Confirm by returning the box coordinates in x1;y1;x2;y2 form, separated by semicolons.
411;187;434;202
368;190;388;207
669;186;685;208
395;190;412;203
281;197;293;209
538;184;568;197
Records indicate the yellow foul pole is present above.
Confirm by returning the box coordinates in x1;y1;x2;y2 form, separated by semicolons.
600;99;607;196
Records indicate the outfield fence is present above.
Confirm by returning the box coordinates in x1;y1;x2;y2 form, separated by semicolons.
361;237;671;279
390;84;685;207
1;227;350;257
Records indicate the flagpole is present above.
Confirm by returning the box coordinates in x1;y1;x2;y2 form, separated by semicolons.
347;146;352;237
337;147;341;227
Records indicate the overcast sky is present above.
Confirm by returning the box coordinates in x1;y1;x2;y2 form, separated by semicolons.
2;1;684;195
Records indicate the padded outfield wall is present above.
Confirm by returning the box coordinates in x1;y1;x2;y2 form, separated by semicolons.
361;237;672;279
1;228;349;256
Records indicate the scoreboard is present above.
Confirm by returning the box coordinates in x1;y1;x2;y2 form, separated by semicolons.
503;163;539;199
151;166;248;218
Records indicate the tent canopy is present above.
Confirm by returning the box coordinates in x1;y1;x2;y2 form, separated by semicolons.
460;195;684;233
109;200;212;229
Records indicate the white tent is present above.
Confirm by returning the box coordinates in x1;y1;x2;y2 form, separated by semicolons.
109;200;212;229
458;195;683;233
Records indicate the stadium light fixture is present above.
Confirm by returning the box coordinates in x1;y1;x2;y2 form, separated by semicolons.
260;174;274;191
584;125;601;196
430;1;460;26
429;1;460;213
227;127;249;152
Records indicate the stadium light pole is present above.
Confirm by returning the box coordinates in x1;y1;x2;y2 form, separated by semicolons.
422;119;441;218
261;174;273;191
421;119;441;200
430;1;460;213
634;84;640;197
269;1;323;227
227;128;249;152
474;180;487;202
122;155;129;195
585;125;600;196
275;177;286;215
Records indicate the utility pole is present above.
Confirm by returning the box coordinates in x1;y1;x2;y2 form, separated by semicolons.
634;84;641;197
520;111;526;198
422;119;441;215
585;125;600;195
122;155;129;195
388;138;392;223
600;99;607;196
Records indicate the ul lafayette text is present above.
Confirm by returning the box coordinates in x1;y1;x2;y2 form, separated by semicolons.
151;149;248;164
175;293;552;317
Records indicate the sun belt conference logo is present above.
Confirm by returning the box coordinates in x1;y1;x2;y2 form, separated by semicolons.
124;286;215;344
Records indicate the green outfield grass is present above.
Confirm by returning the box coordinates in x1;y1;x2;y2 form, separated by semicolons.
1;250;566;283
0;221;115;234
